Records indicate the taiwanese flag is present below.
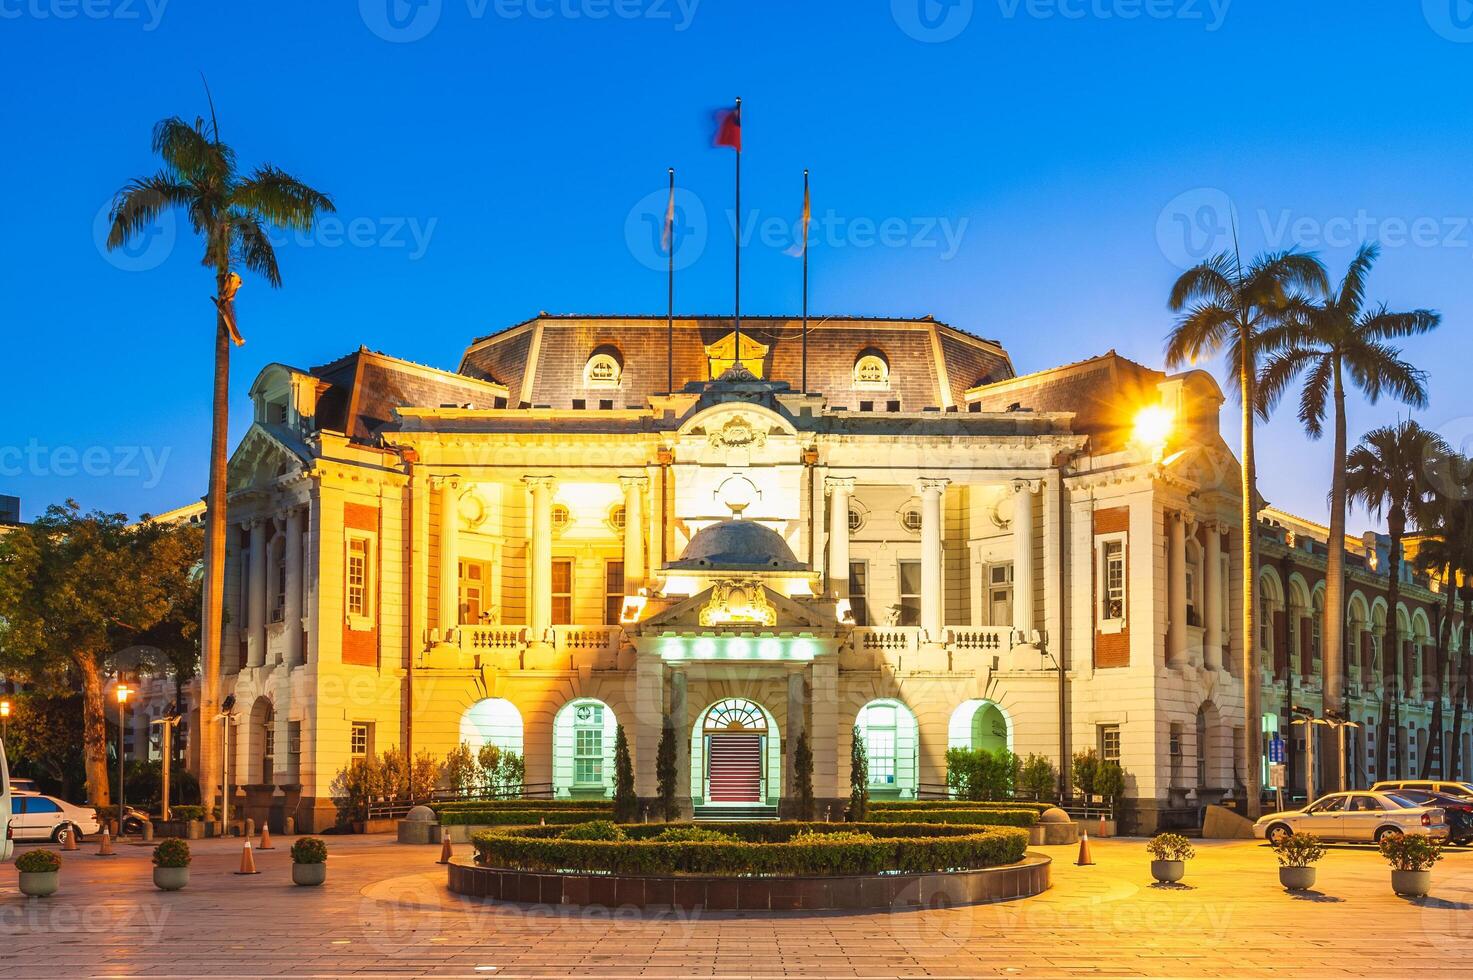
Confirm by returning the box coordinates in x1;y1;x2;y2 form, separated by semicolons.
712;101;741;151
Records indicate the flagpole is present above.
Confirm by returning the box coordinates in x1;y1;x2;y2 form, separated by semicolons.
801;168;809;394
733;96;742;366
667;167;675;394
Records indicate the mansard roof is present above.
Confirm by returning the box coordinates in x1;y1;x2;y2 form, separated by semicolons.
305;347;509;443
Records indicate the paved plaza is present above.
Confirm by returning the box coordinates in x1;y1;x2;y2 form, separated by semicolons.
2;834;1471;978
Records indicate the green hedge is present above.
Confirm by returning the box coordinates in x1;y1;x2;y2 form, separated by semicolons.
471;821;1028;876
431;799;611;814
440;807;613;827
869;800;1053;815
866;808;1038;828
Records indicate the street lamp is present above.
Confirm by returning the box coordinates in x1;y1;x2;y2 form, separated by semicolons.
150;702;183;822
217;694;237;833
116;684;131;836
1292;706;1361;804
1;700;10;744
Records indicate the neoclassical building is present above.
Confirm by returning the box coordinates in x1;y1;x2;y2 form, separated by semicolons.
189;314;1252;832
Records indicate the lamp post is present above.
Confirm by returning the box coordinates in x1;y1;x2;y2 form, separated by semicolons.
1;700;10;744
1293;706;1361;804
150;703;182;822
217;694;236;834
116;684;131;835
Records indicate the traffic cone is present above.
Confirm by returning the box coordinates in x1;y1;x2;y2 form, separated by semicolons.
234;841;260;875
1075;830;1094;866
437;836;453;865
62;827;79;852
1099;813;1108;839
96;829;116;856
258;824;274;850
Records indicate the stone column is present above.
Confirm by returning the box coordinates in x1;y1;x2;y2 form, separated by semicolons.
1204;522;1223;671
669;668;690;815
436;479;460;638
825;477;854;598
1168;511;1187;667
785;670;807;807
619;475;647;593
248;520;267;667
634;653;663;799
918;478;949;642
809;659;841;807
1011;480;1036;644
283;507;304;666
525;477;556;644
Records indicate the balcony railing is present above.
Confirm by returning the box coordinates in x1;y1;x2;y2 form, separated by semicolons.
947;626;1010;652
460;625;526;652
852;626;922;653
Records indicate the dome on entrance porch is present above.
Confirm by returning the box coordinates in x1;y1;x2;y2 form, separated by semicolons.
668;520;806;571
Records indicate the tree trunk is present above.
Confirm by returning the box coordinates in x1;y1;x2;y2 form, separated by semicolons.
76;654;111;807
1376;523;1404;780
1421;586;1454;778
1321;362;1348;789
1240;328;1263;818
196;272;232;817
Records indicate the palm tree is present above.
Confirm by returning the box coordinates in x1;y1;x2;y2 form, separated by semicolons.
1346;421;1447;779
1166;248;1327;817
1411;488;1472;778
1257;242;1437;790
107;104;333;814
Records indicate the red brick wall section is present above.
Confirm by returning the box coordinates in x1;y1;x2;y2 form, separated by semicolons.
1093;506;1130;669
342;502;379;667
1300;618;1314;674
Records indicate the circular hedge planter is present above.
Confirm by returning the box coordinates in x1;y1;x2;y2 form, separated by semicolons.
453;821;1048;911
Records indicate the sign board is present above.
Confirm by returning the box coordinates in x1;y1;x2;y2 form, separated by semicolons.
1268;763;1287;789
1268;735;1285;764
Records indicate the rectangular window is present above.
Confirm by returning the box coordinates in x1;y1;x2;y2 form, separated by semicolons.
287;721;302;780
1097;535;1126;630
350;721;373;757
867;730;896;785
985;562;1013;627
1099;724;1121;763
574;703;605;785
272;541;286;623
604;560;625;626
263;724;275;779
459;559;490;625
898;560;922;627
552;558;574;624
848;561;869;627
345;533;374;628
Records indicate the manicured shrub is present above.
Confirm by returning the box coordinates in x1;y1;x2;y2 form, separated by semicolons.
1018;753;1057;801
865;808;1038;828
1095;760;1126;806
656;717;679;821
167;805;214;822
612;725;637;823
1145;833;1195;862
1380;832;1443;871
558;820;627;841
652;826;734;843
152;838;191;868
1072;749;1099;798
432;799;610;813
946;747;1018;801
291;837;328;864
438;807;614;827
847;726;869;822
869;800;1053;814
15;850;61;873
471;821;1029;876
443;742;479;796
793;730;815;822
1271;832;1325;868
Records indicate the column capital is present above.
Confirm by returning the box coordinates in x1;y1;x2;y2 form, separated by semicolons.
618;474;649;491
523;475;557;492
824;476;855;496
428;475;461;491
1010;478;1041;495
917;477;950;496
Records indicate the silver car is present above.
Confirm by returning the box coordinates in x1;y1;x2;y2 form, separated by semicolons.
1255;791;1448;844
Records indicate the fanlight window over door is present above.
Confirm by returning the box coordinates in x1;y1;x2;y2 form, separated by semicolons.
703;698;768;733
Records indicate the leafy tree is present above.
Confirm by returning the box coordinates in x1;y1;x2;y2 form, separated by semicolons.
2;692;87;799
443;742;478;796
1095;760;1126;808
1166;247;1327;816
612;724;637;822
331;755;384;824
656;717;679;820
0;502;202;806
1347;421;1448;777
792;729;815;821
1411;475;1473;777
477;743;503;795
946;747;1017;801
1258;242;1437;788
1019;753;1057;801
107;103;334;812
1072;749;1100;799
496;750;525;796
847;725;869;821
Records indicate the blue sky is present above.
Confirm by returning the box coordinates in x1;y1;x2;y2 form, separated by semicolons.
2;0;1470;526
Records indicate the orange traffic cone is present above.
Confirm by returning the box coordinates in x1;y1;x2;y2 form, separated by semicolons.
437;836;453;865
62;826;80;851
234;841;260;875
96;829;116;857
258;824;274;850
1099;813;1108;839
1075;830;1094;866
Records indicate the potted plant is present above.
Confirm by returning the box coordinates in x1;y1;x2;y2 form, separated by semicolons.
1145;832;1195;884
152;837;191;891
1271;832;1326;891
1380;832;1443;898
15;849;62;898
291;836;328;886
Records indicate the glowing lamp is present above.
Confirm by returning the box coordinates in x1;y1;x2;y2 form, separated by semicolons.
0;701;10;718
1132;404;1175;458
116;685;131;705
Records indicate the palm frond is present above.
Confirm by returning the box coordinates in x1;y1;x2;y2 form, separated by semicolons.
1357;306;1440;342
231;213;282;287
1167;253;1235;312
106;174;194;249
1256;347;1315;422
1164;301;1235;369
1345;341;1428;408
232;166;336;232
1294;353;1333;437
1336;241;1380;314
150;116;233;182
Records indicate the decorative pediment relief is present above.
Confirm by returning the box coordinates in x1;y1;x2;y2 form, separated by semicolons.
227;425;309;492
707;414;767;451
699;580;778;627
635;580;836;635
705;331;768;379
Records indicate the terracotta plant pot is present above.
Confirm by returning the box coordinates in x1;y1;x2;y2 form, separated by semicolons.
18;871;59;898
1391;869;1432;898
1279;866;1316;891
153;866;189;891
1150;859;1185;884
292;862;327;886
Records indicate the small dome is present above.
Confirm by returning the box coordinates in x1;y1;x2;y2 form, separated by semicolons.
405;805;437;823
669;520;805;571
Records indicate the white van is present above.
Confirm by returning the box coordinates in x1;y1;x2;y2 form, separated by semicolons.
0;737;12;861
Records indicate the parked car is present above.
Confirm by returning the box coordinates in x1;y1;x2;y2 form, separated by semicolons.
1372;779;1473;800
1385;789;1473;844
8;794;102;844
1255;791;1448;844
0;738;11;861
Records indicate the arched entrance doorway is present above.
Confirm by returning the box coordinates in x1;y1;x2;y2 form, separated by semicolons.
690;698;780;806
948;699;1011;755
551;698;617;798
460;698;524;794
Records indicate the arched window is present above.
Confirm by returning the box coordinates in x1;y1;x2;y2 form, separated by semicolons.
853;351;890;389
857;699;919;797
552;698;618;798
584;347;623;388
459;698;524;795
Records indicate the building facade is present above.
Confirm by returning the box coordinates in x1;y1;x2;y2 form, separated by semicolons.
185;315;1254;832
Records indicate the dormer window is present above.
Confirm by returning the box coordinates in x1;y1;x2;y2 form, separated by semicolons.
584;347;623;388
853;351;890;390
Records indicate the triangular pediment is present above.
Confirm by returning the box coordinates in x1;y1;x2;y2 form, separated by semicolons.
705;331;768;379
227;424;312;492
